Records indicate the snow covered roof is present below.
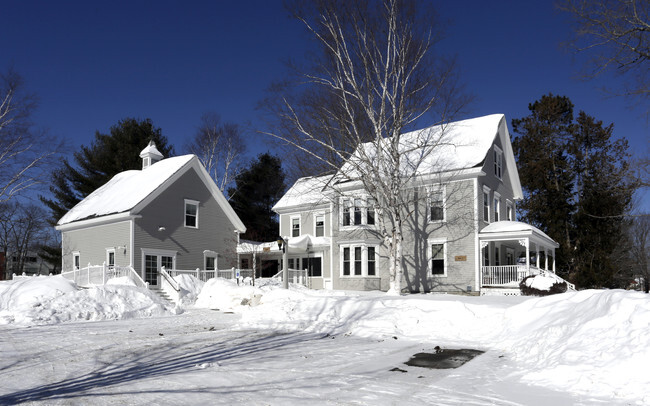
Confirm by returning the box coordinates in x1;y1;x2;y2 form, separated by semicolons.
139;141;163;159
480;221;558;248
273;175;333;212
340;114;506;179
58;155;195;226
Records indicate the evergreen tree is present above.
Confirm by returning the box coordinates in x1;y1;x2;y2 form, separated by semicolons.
570;112;633;287
512;95;575;276
40;118;174;270
228;153;286;242
512;94;635;288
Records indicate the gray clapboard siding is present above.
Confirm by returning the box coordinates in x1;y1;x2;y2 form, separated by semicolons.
133;168;238;274
61;221;131;270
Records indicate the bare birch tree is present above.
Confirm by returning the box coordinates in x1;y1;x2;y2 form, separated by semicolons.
264;0;468;293
0;68;60;202
185;113;246;195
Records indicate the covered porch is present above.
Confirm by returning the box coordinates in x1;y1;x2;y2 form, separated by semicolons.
479;221;560;288
237;235;330;288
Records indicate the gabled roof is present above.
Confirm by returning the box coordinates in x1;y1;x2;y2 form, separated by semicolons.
273;174;333;212
275;114;522;212
340;114;506;178
56;155;246;232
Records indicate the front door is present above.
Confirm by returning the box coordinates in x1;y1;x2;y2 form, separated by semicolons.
145;255;158;286
143;252;176;286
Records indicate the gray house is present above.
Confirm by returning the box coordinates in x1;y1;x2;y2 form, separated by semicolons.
56;142;246;286
263;114;565;295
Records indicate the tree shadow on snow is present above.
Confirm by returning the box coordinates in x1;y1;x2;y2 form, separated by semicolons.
0;330;328;404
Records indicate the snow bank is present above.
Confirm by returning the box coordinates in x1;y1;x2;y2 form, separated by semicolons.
174;274;204;305
498;290;650;401
236;288;650;402
2;275;648;402
0;276;172;325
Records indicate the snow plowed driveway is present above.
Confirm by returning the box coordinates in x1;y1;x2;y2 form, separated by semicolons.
0;309;614;406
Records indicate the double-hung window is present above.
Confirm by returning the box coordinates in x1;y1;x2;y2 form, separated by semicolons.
367;247;376;276
506;201;514;221
494;193;501;222
494;147;503;179
341;197;377;227
315;214;325;237
106;248;115;269
291;217;300;237
430;241;446;276
429;189;444;222
342;247;351;275
340;244;378;277
483;187;490;223
184;199;199;228
73;252;80;270
367;198;376;225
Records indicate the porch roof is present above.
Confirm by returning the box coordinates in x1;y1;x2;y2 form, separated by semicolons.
479;221;559;249
237;235;331;255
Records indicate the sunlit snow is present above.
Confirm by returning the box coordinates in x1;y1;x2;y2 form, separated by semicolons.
1;275;648;405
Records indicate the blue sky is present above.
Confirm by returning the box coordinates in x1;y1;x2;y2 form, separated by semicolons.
2;0;648;210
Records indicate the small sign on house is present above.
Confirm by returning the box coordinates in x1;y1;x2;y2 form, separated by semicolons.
454;255;467;262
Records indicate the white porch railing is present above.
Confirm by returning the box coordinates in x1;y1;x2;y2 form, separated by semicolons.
481;265;576;291
168;268;255;283
272;268;308;286
59;263;148;289
481;265;533;286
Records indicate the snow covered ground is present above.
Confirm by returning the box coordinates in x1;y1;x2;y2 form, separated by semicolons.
1;275;649;405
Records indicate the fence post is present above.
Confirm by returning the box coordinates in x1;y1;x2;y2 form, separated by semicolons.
102;261;106;285
196;268;200;281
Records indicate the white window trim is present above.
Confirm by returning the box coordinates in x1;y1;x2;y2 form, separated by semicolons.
428;238;448;277
506;200;514;221
106;248;116;269
290;215;301;237
494;145;503;180
314;213;325;237
203;250;218;271
427;185;446;223
339;243;379;277
72;251;80;270
141;248;177;275
482;186;491;224
184;199;199;229
340;196;377;229
493;192;501;223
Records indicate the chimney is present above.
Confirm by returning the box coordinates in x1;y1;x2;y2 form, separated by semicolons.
139;140;164;169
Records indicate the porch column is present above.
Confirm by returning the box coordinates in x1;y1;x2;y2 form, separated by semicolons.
552;248;556;273
535;245;540;269
544;248;549;271
518;238;530;273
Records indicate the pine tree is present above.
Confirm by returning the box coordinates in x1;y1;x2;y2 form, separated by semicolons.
512;94;575;276
570;112;633;287
40;118;174;270
228;153;286;242
512;95;635;288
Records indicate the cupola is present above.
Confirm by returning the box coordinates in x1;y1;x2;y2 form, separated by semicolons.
139;140;164;169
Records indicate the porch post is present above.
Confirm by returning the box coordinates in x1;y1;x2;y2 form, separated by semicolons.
525;238;530;275
535;245;540;269
544;248;549;271
552;248;556;273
